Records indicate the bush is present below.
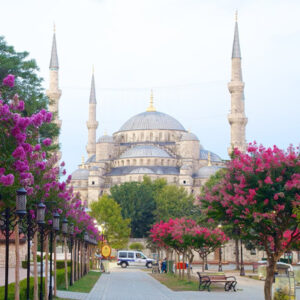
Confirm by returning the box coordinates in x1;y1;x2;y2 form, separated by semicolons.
56;260;71;269
56;267;71;290
129;242;144;251
0;277;45;299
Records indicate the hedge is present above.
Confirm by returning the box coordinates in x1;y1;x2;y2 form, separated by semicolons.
22;260;71;269
0;277;45;300
56;267;71;290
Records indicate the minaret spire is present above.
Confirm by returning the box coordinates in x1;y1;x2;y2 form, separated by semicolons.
228;12;248;155
46;25;62;158
146;89;156;112
86;68;98;158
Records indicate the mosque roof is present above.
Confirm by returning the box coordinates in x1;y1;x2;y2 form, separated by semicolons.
129;167;154;174
106;166;179;176
120;145;171;159
118;111;185;132
194;165;224;179
71;168;89;180
86;154;96;163
199;150;222;162
97;135;114;143
49;31;59;69
181;132;199;141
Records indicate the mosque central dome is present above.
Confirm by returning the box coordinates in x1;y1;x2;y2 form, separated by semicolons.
118;111;185;132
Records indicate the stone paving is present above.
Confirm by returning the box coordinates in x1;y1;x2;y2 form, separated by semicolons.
84;266;267;300
54;266;300;300
0;267;27;286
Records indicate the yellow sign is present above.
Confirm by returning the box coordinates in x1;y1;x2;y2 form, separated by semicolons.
101;244;111;258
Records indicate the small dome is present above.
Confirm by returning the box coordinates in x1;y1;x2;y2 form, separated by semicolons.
199;150;222;162
97;135;114;143
71;168;89;180
118;111;185;132
120;145;171;159
130;167;154;174
181;132;199;141
195;165;223;179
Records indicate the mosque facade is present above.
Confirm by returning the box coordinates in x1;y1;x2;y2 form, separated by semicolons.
46;18;247;207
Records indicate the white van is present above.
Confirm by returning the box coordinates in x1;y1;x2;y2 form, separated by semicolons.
117;250;154;268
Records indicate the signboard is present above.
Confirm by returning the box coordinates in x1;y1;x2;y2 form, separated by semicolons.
101;244;111;258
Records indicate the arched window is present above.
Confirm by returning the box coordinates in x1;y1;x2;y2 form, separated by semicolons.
121;160;124;166
150;132;153;141
132;133;136;142
127;159;130;166
147;159;150;165
161;159;164;166
140;159;144;165
133;159;137;166
141;132;144;141
159;132;162;141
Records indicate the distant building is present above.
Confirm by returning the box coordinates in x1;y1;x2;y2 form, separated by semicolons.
47;17;247;207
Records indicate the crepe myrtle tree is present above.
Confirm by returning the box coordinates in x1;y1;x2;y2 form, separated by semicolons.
200;143;300;300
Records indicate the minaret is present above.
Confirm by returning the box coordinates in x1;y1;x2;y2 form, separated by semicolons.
86;68;98;158
46;25;62;152
228;12;248;154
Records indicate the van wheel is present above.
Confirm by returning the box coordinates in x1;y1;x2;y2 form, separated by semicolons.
121;262;128;268
146;262;152;269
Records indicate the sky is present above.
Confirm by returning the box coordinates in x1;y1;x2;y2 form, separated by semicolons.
1;0;299;174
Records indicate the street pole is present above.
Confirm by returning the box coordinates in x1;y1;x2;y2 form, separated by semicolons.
49;229;53;300
240;239;245;276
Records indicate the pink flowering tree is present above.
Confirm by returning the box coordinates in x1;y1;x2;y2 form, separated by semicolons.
200;143;300;300
191;226;228;272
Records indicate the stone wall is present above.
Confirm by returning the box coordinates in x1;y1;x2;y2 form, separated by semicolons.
0;242;27;267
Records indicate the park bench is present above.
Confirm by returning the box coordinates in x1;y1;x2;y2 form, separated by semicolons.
196;272;237;292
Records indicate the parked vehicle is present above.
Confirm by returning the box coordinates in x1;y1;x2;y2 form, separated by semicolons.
117;250;154;268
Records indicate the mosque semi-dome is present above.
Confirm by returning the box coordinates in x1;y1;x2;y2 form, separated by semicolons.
195;165;224;179
71;168;89;180
200;149;222;162
120;145;171;159
118;111;185;132
181;132;199;141
97;135;114;143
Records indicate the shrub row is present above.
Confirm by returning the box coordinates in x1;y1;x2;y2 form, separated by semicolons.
22;260;71;269
0;277;45;300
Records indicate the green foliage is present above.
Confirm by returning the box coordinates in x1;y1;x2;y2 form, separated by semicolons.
154;184;200;222
110;176;166;237
56;260;71;269
0;277;44;299
90;194;131;249
56;267;70;290
0;36;59;143
129;242;144;251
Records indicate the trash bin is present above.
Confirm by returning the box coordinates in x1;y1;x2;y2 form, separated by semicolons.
167;260;174;273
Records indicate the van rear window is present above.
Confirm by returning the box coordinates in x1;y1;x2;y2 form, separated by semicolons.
119;252;127;258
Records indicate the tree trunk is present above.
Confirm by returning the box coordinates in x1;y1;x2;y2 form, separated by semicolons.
64;236;68;290
45;236;49;300
235;239;240;270
174;251;178;276
182;252;185;280
33;231;38;300
202;256;205;272
54;237;57;297
264;258;276;300
72;241;75;284
14;223;20;300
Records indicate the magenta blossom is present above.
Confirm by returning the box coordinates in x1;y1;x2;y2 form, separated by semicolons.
3;74;15;87
42;138;52;146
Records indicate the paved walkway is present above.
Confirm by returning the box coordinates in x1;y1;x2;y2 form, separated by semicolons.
85;267;266;300
56;266;300;300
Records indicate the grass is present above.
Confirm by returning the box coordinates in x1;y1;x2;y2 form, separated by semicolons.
151;273;200;291
58;271;101;293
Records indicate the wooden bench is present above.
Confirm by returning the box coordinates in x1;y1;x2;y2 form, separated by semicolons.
196;272;237;292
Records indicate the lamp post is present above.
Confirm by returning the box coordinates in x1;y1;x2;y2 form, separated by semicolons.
69;223;74;286
37;202;46;300
49;212;60;300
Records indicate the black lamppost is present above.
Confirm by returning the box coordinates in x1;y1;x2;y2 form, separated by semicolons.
69;223;74;286
49;212;60;300
37;202;46;300
0;188;27;300
62;218;68;283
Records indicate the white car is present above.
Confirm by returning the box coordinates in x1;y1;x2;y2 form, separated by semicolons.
117;250;154;268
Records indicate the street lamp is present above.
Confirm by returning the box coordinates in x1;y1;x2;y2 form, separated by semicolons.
69;223;74;286
16;188;27;217
37;202;46;300
49;212;60;300
62;218;68;235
